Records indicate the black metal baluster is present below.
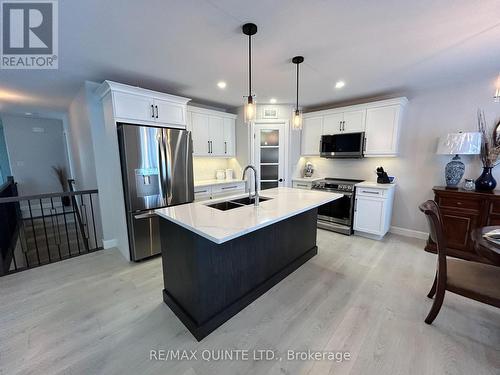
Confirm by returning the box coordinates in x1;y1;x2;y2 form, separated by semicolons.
50;198;62;260
80;194;88;243
89;193;98;250
72;196;82;255
27;200;41;266
20;222;29;269
61;200;72;257
39;198;52;263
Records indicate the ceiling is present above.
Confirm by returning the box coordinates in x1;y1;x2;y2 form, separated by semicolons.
0;0;499;114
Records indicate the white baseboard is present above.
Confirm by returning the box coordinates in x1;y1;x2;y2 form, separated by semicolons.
390;226;428;240
102;238;118;249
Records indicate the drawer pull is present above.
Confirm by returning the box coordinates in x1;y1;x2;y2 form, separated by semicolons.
297;184;308;187
195;190;208;194
362;190;380;194
457;202;463;205
222;186;238;190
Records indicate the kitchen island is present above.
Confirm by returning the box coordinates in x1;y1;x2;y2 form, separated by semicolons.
155;187;341;340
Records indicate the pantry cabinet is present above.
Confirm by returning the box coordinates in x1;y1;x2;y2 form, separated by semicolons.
300;97;407;157
187;106;237;157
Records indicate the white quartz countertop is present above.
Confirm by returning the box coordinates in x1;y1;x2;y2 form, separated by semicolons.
292;177;322;182
155;187;342;244
194;179;245;188
355;181;396;190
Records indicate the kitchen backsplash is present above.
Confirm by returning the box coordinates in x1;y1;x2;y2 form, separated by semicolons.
193;157;242;181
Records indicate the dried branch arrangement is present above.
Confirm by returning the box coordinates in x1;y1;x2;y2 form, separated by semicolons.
51;165;69;192
477;110;500;168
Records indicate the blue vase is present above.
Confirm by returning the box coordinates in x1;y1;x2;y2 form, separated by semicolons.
445;155;464;187
475;167;497;191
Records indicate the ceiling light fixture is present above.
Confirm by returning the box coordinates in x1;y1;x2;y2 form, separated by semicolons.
292;56;304;130
217;81;227;89
242;23;257;124
494;73;500;103
270;98;277;104
335;80;345;89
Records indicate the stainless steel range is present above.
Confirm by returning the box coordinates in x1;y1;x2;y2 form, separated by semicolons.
312;178;364;235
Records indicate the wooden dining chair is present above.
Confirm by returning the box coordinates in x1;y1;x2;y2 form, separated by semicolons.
419;200;500;324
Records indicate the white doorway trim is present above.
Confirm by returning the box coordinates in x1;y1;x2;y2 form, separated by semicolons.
250;119;290;190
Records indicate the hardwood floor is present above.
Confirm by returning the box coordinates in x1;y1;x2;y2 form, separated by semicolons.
1;230;499;375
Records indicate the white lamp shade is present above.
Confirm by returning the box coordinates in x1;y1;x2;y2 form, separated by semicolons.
436;132;482;155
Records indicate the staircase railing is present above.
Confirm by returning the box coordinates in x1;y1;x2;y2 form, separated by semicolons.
0;183;101;276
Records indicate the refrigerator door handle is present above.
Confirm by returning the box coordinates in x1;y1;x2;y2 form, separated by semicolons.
158;130;168;205
162;129;174;205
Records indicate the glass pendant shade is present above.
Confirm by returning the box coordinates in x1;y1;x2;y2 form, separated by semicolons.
244;96;256;123
292;109;303;130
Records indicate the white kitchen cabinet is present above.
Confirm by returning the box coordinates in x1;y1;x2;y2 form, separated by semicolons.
364;104;405;157
154;98;186;126
101;81;190;128
300;98;406;157
187;107;237;157
353;183;395;240
190;112;210;155
194;181;246;202
301;116;323;155
113;91;155;123
343;109;366;133
223;118;236;156
322;112;344;135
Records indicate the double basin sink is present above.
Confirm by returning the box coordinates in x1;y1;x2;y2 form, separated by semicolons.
206;196;272;211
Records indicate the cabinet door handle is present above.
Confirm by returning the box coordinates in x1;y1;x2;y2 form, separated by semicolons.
208;141;210;153
151;105;155;118
155;105;159;119
339;121;342;132
224;141;227;154
210;141;213;153
342;121;345;131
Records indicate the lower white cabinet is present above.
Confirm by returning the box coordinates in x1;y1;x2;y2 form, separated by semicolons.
194;181;246;202
292;180;314;190
187;107;237;157
353;183;395;240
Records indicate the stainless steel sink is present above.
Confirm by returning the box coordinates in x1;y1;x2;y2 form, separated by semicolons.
206;196;272;211
229;196;272;206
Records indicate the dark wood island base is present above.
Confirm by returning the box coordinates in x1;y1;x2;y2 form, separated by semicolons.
160;208;318;341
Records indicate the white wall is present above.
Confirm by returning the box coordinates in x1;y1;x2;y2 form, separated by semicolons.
66;81;105;249
66;83;99;190
1;114;70;195
296;77;500;234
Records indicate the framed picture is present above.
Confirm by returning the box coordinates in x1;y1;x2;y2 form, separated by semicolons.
262;108;278;119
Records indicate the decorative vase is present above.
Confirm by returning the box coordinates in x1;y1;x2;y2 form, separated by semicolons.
445;155;465;187
475;167;497;191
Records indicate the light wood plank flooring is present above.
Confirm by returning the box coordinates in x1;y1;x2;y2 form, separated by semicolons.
1;230;499;375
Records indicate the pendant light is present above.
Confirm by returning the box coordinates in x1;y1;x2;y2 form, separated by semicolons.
494;73;500;103
242;23;257;124
292;56;304;130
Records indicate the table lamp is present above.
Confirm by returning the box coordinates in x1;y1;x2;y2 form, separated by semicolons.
436;132;482;188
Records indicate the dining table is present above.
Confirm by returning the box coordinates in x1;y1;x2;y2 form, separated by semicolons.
471;226;500;266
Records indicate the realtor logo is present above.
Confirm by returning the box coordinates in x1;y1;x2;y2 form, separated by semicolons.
1;0;58;69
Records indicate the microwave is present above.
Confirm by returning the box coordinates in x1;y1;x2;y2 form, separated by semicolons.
320;132;365;158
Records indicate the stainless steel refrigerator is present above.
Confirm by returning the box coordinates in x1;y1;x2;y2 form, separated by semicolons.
117;123;194;261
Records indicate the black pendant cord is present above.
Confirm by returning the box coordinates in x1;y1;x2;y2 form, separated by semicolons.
296;62;299;112
248;34;252;99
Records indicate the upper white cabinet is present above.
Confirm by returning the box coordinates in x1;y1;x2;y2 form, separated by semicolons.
364;103;405;157
301;97;407;157
97;81;190;128
322;110;365;134
301;116;323;156
187;106;237;157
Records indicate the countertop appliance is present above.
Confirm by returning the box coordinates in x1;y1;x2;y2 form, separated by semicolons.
320;132;365;158
312;178;363;235
117;123;194;261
